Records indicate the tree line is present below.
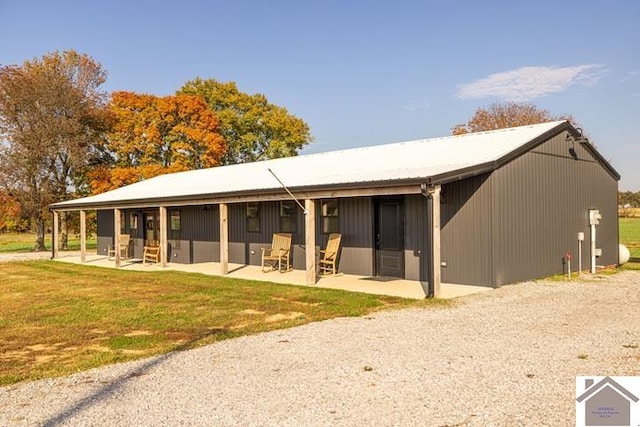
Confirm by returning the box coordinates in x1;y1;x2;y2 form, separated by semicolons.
0;50;312;249
619;191;640;208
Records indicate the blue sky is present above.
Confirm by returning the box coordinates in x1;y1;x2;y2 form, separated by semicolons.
2;1;639;190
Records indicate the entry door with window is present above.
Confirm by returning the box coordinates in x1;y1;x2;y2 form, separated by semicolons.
143;212;159;246
375;198;404;278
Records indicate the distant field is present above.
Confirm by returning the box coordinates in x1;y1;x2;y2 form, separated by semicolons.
619;207;640;218
619;217;640;258
0;233;96;253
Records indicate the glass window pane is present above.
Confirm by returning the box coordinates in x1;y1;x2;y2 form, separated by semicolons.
246;202;260;233
280;201;297;233
170;211;180;231
129;213;138;229
322;216;339;234
321;199;339;233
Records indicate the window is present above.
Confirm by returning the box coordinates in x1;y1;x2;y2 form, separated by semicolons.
170;210;181;248
129;212;138;230
120;211;126;233
280;201;297;233
246;202;260;233
321;199;339;234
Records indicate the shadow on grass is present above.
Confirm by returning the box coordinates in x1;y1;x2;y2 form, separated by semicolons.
42;328;227;427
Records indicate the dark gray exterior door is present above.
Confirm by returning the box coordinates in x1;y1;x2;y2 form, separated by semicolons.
375;198;404;277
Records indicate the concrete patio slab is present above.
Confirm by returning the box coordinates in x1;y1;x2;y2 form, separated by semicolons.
54;253;492;300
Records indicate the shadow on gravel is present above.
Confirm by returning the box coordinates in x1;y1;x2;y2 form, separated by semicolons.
41;329;228;427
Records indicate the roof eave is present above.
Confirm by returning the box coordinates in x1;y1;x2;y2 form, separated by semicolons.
49;179;430;211
494;121;620;181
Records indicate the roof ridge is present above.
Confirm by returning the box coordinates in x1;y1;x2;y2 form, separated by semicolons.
279;120;569;161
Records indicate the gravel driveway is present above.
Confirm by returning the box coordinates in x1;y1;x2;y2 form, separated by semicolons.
0;251;82;263
1;271;639;426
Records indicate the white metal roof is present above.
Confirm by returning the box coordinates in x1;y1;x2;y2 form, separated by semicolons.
52;121;568;209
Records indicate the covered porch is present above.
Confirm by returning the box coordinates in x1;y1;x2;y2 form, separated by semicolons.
51;183;448;297
53;253;491;300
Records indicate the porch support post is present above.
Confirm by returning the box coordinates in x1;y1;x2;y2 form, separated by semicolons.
80;210;87;263
159;206;168;267
114;208;121;268
219;203;229;275
305;199;316;285
427;185;441;298
52;211;59;259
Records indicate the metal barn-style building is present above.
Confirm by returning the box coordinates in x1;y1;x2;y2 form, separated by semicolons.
50;121;620;297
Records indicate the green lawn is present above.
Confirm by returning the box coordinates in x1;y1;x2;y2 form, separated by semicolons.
0;261;437;386
2;218;639;385
620;217;640;258
0;232;96;253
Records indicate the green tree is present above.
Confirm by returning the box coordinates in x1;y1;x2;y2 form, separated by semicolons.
178;78;312;164
0;50;111;250
619;191;640;208
452;102;578;135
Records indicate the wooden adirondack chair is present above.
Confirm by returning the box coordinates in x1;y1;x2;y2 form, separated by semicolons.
319;233;342;275
143;242;160;264
261;233;292;272
108;234;131;260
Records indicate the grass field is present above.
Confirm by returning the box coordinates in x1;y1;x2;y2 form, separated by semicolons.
0;232;96;253
1;219;638;386
620;217;640;258
0;261;435;386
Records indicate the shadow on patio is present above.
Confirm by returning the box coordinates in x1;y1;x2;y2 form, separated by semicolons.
54;252;491;300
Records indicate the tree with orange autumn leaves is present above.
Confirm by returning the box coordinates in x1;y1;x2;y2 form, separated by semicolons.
90;91;225;193
452;102;579;135
0;191;25;232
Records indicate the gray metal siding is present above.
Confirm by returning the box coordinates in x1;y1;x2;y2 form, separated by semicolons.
169;206;218;264
228;201;304;266
223;198;374;274
338;197;374;276
95;198;376;276
440;174;493;286
404;195;429;281
230;202;277;266
491;131;618;286
97;209;142;259
96;210;114;257
160;203;220;264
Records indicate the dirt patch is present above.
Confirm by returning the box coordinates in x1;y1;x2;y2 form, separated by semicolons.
86;345;112;353
35;355;57;365
271;297;322;307
240;309;265;315
265;312;305;323
26;344;60;352
0;350;29;360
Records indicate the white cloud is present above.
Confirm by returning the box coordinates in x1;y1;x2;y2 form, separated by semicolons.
402;101;431;112
620;70;640;82
456;65;608;101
